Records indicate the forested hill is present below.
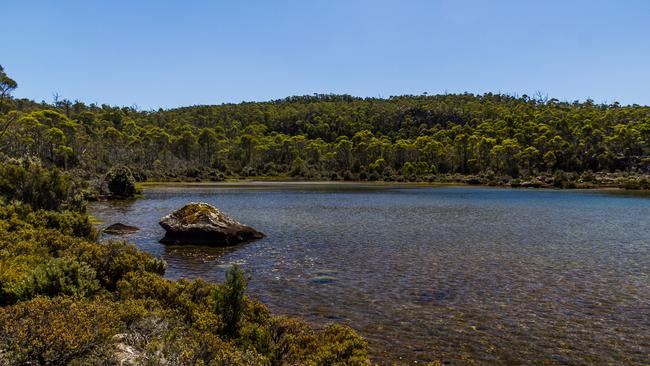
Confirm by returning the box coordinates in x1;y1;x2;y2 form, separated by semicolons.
2;77;649;186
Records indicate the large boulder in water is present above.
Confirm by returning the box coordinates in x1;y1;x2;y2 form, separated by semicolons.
159;202;264;246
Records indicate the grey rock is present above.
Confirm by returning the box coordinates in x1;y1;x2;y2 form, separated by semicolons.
159;202;264;246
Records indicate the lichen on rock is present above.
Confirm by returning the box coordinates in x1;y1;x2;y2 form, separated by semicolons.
159;202;264;246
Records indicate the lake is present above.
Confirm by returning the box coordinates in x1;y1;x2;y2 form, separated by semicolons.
89;183;650;365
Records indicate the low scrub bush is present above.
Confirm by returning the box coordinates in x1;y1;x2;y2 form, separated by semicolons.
67;240;166;290
0;297;120;365
0;159;84;211
6;257;99;302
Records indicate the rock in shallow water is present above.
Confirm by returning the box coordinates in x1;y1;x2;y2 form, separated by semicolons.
103;223;139;235
159;202;264;246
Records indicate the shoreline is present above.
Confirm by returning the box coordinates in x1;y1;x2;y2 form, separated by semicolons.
135;178;648;192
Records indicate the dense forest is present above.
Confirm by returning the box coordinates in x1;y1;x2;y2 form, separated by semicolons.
1;66;649;189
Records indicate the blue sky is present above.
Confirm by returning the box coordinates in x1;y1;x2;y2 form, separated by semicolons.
3;0;650;109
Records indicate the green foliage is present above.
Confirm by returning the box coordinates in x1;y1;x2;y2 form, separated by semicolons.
124;323;269;366
25;209;96;239
105;165;137;197
622;176;650;190
0;202;94;245
7;257;99;302
0;159;84;211
67;240;166;290
0;64;18;114
265;317;371;366
306;324;371;365
1;92;648;185
116;271;217;324
0;297;120;365
0;209;371;365
212;264;249;337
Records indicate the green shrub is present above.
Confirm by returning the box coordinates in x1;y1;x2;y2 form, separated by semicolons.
130;325;268;366
622;177;650;190
0;202;94;239
269;317;370;366
0;159;83;211
209;170;226;182
307;324;370;366
552;170;568;187
266;317;370;365
579;170;595;183
67;240;166;290
105;165;136;198
212;265;249;337
240;323;271;351
359;170;368;180
7;257;99;302
0;297;120;365
116;272;215;318
116;271;179;303
26;209;96;240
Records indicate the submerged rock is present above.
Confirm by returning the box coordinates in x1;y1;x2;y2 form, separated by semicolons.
310;275;337;284
103;223;139;235
159;202;264;246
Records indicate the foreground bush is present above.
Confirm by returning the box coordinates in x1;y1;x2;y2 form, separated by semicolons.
0;297;120;365
0;192;372;364
66;240;166;290
212;264;249;337
0;201;95;239
7;257;99;302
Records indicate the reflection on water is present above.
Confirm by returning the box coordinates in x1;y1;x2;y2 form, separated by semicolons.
89;183;650;365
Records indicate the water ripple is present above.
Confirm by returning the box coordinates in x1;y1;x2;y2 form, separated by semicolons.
90;184;650;365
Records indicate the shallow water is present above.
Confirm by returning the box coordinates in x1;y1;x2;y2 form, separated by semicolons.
89;183;650;365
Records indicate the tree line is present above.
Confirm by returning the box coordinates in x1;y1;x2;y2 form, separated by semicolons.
1;65;648;186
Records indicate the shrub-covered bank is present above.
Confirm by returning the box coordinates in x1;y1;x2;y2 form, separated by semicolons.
0;160;371;365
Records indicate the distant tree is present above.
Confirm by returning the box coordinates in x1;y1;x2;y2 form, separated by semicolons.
105;165;136;198
0;65;17;113
0;65;18;143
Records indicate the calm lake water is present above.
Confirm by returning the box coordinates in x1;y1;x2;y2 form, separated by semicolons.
89;183;650;365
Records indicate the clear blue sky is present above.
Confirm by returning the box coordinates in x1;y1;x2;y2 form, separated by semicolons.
3;0;650;109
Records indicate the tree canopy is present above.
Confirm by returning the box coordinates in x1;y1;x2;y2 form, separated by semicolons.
0;66;648;186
